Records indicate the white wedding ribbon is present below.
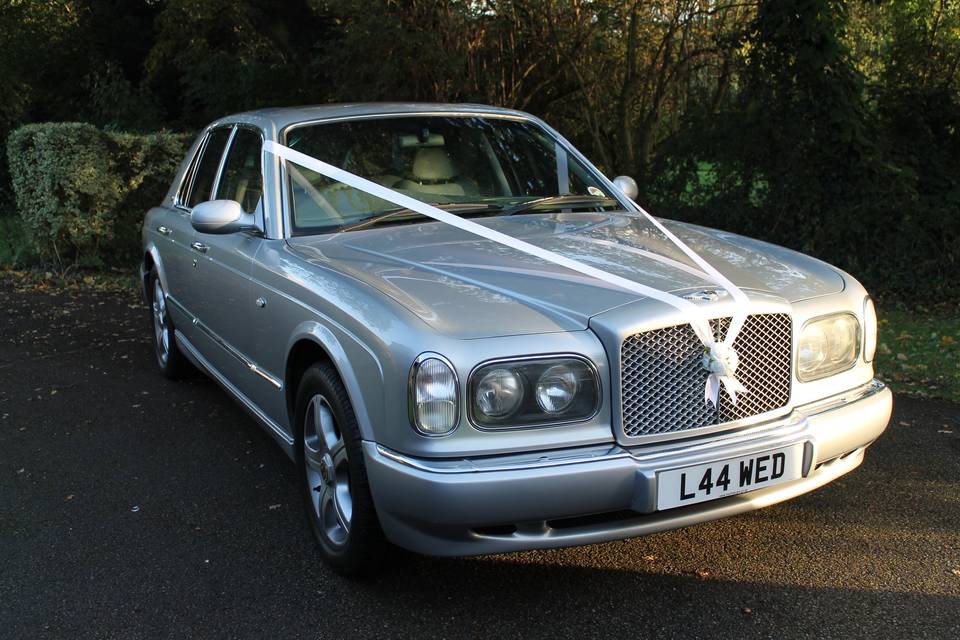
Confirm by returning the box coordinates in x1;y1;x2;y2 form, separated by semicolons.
265;140;750;407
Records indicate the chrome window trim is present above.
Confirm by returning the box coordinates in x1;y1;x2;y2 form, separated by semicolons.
466;353;602;431
275;111;632;240
407;352;461;437
177;125;235;212
796;311;861;382
173;132;209;211
215;123;267;224
210;125;238;199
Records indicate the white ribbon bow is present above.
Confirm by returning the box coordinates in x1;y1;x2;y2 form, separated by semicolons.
701;342;747;408
264;138;753;406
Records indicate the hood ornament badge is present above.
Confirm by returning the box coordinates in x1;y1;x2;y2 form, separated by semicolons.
682;289;722;302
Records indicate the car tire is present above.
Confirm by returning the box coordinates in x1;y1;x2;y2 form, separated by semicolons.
295;363;388;577
147;267;192;379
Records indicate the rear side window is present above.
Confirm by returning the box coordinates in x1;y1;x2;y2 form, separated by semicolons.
187;128;231;207
215;128;263;214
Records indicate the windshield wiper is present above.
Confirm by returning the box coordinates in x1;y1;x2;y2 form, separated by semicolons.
501;194;616;217
338;202;501;233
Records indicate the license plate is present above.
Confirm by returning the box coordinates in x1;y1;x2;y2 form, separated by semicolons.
656;444;805;510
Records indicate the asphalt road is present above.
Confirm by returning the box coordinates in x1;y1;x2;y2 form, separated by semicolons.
1;278;958;639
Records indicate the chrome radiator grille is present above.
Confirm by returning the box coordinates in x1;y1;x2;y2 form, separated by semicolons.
620;313;792;438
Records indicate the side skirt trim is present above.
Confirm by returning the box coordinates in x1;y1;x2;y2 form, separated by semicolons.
176;329;295;457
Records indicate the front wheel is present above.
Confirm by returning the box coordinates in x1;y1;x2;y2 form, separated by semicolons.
296;363;387;576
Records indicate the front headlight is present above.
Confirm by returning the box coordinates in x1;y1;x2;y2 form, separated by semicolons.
797;313;861;381
469;356;599;428
409;354;459;435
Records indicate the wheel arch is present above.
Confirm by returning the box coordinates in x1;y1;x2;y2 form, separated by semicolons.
284;323;378;442
141;242;168;303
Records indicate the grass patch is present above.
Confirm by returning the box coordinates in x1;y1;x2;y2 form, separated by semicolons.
875;307;960;403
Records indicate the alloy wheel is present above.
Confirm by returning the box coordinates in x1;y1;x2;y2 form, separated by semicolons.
152;279;170;365
303;394;353;547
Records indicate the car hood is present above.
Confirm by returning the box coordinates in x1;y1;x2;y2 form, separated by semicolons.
287;212;844;339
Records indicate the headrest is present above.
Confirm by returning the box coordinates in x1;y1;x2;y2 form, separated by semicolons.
412;147;458;181
399;133;445;148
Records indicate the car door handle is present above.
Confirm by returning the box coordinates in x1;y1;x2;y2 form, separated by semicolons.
157;225;172;236
191;242;208;254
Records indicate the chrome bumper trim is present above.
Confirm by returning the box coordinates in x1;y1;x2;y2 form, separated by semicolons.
364;379;891;556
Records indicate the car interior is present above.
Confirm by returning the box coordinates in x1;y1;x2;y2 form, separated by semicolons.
285;117;606;232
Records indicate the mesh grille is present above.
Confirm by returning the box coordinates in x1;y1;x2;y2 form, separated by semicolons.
620;313;792;438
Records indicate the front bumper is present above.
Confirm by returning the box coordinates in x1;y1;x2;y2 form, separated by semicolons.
364;380;892;556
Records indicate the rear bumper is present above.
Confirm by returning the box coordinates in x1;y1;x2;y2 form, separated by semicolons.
364;380;892;556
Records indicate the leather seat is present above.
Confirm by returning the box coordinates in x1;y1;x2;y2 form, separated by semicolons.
397;148;477;197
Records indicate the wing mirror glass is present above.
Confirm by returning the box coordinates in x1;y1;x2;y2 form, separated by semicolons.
612;175;639;201
190;200;255;234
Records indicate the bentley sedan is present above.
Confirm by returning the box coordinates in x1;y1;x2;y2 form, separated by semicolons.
141;103;892;575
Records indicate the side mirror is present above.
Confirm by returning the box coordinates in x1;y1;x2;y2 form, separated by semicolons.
190;200;254;234
612;175;639;201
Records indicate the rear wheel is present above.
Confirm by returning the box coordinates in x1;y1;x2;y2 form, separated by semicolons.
296;363;387;576
148;267;191;379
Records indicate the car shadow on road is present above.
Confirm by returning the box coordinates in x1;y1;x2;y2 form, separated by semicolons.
354;552;960;638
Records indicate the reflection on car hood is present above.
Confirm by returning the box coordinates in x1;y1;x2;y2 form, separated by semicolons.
287;212;844;339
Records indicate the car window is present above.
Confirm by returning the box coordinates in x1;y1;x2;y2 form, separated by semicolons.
187;128;231;208
216;128;264;215
284;116;615;234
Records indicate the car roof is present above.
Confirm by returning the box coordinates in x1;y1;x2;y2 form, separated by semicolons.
210;102;533;136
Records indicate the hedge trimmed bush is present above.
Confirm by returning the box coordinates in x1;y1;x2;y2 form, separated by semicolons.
6;123;192;268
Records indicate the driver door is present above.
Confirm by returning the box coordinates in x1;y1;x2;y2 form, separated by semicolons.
192;126;267;403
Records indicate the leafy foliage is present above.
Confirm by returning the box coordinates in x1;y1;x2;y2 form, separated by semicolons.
647;0;959;303
0;0;958;304
6;123;191;271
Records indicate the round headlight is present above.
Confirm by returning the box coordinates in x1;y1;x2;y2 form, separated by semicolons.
535;364;579;414
475;368;523;418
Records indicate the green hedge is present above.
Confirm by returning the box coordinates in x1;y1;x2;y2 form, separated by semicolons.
6;123;192;268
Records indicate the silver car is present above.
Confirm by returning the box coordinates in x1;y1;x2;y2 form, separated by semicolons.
141;103;892;575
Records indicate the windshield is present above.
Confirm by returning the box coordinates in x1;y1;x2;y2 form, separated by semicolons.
283;115;620;234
